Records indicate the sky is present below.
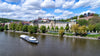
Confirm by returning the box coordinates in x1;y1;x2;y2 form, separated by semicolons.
0;0;100;21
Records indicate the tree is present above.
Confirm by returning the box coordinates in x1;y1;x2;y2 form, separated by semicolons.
0;26;4;31
4;25;8;30
78;25;87;34
71;24;79;33
65;25;69;31
18;22;23;31
22;25;28;32
77;19;88;26
51;26;54;31
28;25;34;34
95;23;100;32
33;26;38;33
9;23;16;31
59;29;65;37
93;14;99;16
60;27;64;30
40;25;46;33
88;16;100;24
55;26;59;31
79;15;84;18
47;26;50;31
88;24;95;32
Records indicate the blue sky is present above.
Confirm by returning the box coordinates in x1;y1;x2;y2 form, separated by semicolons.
0;0;100;21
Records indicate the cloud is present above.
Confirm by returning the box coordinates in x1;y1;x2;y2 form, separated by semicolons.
80;10;95;15
41;0;55;8
54;9;63;13
72;0;100;9
55;0;65;7
63;0;75;8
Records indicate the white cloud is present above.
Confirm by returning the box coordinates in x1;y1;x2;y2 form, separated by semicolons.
54;9;63;13
55;0;65;7
63;0;75;8
73;0;100;9
80;10;95;15
41;0;55;8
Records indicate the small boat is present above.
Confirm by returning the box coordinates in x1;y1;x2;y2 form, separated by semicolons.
20;35;39;44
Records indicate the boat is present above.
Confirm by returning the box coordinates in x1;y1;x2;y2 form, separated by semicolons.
20;35;39;44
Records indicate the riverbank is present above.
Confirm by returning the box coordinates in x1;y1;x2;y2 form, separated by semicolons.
6;30;99;40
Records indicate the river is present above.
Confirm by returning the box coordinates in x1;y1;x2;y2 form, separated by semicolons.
0;32;100;56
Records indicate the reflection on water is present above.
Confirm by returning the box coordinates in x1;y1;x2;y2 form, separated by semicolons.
0;32;100;56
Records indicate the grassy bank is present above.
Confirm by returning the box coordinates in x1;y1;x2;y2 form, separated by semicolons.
46;32;58;35
86;34;100;38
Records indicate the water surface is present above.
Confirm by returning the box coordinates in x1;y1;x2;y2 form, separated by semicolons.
0;32;100;56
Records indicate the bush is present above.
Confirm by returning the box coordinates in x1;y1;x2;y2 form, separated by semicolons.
0;26;4;31
59;29;65;37
22;25;28;32
4;25;8;30
40;25;46;33
33;26;38;33
28;25;34;34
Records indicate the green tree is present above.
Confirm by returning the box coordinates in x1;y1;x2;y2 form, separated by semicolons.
51;26;54;31
78;25;87;34
79;15;84;18
55;26;59;31
59;29;65;37
77;19;88;26
95;23;100;32
28;25;34;34
71;24;79;33
33;26;38;33
40;25;46;33
0;26;4;31
22;25;28;32
88;16;100;24
65;25;69;31
18;22;23;31
88;24;95;32
9;23;16;31
4;25;8;30
60;27;64;30
47;26;50;31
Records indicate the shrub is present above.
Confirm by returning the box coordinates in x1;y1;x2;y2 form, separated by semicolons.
59;29;65;37
40;25;46;33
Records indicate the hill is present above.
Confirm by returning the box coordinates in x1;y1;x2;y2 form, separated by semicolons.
0;18;22;23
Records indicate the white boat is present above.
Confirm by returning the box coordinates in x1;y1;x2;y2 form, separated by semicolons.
20;35;39;44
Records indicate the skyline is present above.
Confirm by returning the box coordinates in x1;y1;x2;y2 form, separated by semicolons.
0;0;100;21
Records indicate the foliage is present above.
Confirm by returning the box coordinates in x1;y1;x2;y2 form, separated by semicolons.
0;18;21;23
18;22;23;31
55;26;59;31
60;27;64;30
51;26;54;31
4;25;8;30
79;15;84;18
88;24;95;32
22;25;28;32
88;16;100;24
71;24;79;33
78;25;87;34
0;26;4;31
28;25;34;34
72;16;77;19
33;26;38;33
59;29;65;37
95;23;100;32
65;25;69;31
9;23;17;31
93;14;99;16
40;25;46;33
77;19;88;26
47;26;50;30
